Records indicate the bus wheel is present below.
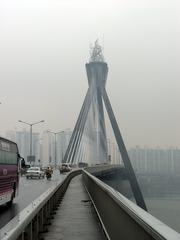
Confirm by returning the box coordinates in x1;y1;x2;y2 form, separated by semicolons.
6;189;14;207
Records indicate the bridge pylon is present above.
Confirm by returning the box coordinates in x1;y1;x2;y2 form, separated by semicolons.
63;40;147;211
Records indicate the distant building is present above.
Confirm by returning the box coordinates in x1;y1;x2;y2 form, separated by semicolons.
56;130;71;164
5;129;41;165
173;148;180;174
128;146;180;175
41;131;51;167
41;129;72;167
15;129;40;165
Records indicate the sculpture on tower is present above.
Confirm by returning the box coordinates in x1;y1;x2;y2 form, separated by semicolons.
89;39;104;62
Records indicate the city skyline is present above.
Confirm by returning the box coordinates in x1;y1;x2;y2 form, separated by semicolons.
4;128;72;166
3;128;180;168
2;127;180;150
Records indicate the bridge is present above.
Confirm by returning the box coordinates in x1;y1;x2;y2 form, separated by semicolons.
0;42;180;240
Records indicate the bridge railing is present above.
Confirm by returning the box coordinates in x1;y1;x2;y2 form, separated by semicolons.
83;169;180;240
0;169;81;240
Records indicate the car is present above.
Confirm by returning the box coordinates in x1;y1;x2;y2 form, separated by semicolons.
59;163;72;173
20;164;30;176
26;167;45;179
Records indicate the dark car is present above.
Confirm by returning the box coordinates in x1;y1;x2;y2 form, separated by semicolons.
59;164;72;173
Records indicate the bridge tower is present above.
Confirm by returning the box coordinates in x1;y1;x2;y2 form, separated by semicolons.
84;43;108;164
63;40;147;211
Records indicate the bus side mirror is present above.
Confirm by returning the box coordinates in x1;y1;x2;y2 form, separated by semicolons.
21;158;26;168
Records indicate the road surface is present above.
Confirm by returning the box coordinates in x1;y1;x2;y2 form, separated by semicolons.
0;170;65;229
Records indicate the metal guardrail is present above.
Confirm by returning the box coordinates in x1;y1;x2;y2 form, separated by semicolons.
82;169;180;240
0;169;81;240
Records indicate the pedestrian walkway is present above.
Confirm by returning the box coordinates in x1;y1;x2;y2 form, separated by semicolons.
43;175;106;240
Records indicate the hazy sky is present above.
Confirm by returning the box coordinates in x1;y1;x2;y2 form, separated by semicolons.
0;0;179;148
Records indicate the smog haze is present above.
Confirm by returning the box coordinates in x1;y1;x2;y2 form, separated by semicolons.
0;0;179;148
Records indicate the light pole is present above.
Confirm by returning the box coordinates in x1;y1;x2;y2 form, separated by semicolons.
47;130;64;168
18;120;45;165
34;137;42;166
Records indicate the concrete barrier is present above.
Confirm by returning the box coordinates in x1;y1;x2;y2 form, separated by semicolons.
85;164;124;177
82;169;180;240
0;169;81;240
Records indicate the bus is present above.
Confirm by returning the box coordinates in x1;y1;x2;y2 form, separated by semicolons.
0;137;21;206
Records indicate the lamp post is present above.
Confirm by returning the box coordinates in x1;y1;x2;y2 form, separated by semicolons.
34;137;42;166
47;130;64;168
18;120;45;165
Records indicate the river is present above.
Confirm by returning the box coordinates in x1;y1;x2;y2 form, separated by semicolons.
100;174;180;233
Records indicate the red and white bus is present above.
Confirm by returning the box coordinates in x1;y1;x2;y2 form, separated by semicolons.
0;137;21;206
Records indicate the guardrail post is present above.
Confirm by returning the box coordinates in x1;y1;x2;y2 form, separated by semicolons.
39;209;44;233
47;200;51;223
52;195;56;212
32;215;38;240
49;198;54;219
42;205;48;232
17;232;24;240
24;222;32;240
54;192;58;209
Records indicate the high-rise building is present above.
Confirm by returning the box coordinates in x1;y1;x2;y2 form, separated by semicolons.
128;146;180;175
41;130;72;167
15;129;40;165
56;130;72;165
41;131;51;167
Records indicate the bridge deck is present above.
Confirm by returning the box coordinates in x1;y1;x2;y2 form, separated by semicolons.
43;175;106;240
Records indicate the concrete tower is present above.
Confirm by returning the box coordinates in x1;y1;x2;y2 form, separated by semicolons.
63;40;147;210
85;40;108;164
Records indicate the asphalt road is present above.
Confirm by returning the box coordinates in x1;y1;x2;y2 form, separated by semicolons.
0;170;65;229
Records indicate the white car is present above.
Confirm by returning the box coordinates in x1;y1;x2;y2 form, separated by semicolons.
26;167;45;179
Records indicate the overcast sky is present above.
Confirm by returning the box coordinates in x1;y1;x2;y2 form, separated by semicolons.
0;0;179;148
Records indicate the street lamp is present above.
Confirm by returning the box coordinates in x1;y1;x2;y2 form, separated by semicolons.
18;120;45;165
47;130;64;168
34;138;42;166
